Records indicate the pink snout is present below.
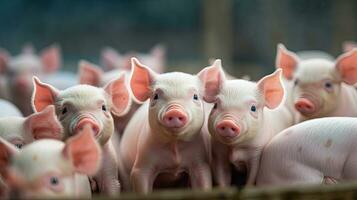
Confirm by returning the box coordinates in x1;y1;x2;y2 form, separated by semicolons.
294;98;316;115
216;120;240;138
162;109;188;129
75;118;100;137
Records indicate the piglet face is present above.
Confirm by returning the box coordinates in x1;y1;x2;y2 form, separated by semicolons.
208;80;264;145
130;58;204;140
201;61;284;145
32;73;131;145
0;125;101;198
277;44;357;118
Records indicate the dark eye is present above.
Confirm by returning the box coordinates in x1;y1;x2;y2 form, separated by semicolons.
61;107;67;115
324;82;332;88
15;144;23;149
250;105;257;112
153;93;159;100
102;105;107;111
294;79;299;86
50;177;59;186
193;94;198;100
213;103;218;109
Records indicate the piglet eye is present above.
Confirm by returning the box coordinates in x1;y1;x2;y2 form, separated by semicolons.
250;105;257;112
294;79;299;86
324;82;332;88
193;94;198;100
15;144;23;149
102;105;107;111
153;93;159;100
50;177;59;186
61;107;67;115
213;103;218;109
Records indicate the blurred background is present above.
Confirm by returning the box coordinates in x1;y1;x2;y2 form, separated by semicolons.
0;0;356;79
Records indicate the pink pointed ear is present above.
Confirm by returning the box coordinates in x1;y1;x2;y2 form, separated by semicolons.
32;77;59;112
0;48;10;74
101;47;121;71
78;60;103;86
130;58;156;103
257;69;285;109
25;105;63;140
62;125;102;175
336;49;357;85
40;45;61;73
342;41;357;53
0;137;19;177
104;73;131;116
197;59;225;103
275;43;299;80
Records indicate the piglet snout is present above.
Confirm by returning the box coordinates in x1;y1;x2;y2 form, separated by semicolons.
75;118;100;137
294;98;316;115
216;120;240;138
163;109;188;129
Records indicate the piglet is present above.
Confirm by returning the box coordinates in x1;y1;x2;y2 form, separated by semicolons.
276;44;357;123
257;117;357;186
0;105;62;148
119;58;212;193
202;61;293;187
0;124;101;199
32;73;132;196
0;45;61;115
0;99;22;118
78;60;140;135
101;44;166;73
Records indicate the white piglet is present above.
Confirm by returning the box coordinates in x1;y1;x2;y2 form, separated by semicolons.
276;44;357;123
202;62;293;186
119;58;213;193
0;125;101;199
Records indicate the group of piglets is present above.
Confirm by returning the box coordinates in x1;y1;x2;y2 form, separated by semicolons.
1;41;357;198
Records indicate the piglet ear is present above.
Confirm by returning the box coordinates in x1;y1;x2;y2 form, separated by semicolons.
275;43;299;80
104;73;131;116
130;57;156;103
78;60;103;86
336;49;357;85
0;137;19;177
257;69;285;109
25;105;63;140
342;41;357;53
40;45;61;73
197;59;225;103
32;77;59;112
101;47;121;71
0;48;10;74
62;125;102;176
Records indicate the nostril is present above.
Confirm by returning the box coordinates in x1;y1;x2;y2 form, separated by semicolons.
168;117;173;121
231;127;236;132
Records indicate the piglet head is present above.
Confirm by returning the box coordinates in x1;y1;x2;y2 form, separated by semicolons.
206;65;285;145
277;44;357;119
0;125;101;198
130;57;204;140
32;72;131;145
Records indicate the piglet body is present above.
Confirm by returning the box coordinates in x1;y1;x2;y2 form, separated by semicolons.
257;117;357;186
